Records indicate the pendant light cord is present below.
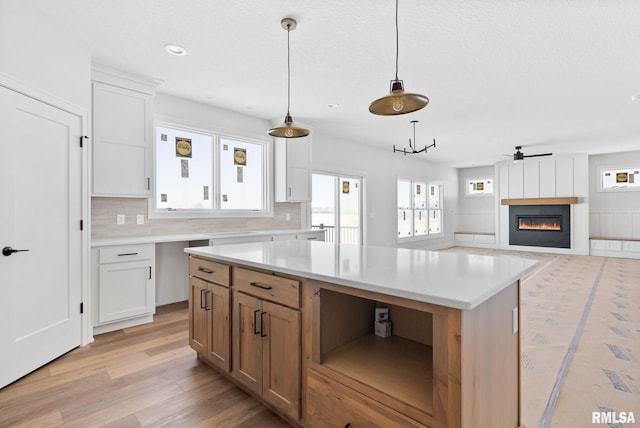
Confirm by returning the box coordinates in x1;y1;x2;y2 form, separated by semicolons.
287;23;291;116
395;0;399;81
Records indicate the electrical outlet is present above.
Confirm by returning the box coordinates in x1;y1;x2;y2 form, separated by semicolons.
285;213;291;221
116;214;125;225
137;215;144;225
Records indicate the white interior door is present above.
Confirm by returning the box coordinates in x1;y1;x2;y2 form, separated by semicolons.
0;86;83;388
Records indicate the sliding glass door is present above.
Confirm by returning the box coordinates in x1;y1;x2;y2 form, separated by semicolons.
311;173;362;244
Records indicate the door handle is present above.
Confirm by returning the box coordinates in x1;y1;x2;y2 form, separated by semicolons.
260;312;267;337
2;246;29;257
253;310;260;335
200;289;207;309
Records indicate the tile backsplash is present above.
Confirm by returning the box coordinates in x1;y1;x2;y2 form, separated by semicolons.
91;197;303;239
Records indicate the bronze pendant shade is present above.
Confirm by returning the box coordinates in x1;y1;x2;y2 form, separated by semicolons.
369;0;429;116
268;18;310;138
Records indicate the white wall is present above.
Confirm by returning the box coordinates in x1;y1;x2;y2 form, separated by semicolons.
0;0;90;109
155;93;272;140
455;165;496;234
311;132;458;249
589;150;640;239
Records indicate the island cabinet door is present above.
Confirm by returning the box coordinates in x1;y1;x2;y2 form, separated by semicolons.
189;277;208;355
232;291;263;395
262;300;300;421
206;283;230;373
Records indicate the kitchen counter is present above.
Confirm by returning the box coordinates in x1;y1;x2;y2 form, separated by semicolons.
91;228;323;247
185;240;538;310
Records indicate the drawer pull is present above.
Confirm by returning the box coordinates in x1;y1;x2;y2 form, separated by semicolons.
117;252;138;257
253;310;260;335
250;281;273;290
198;266;214;274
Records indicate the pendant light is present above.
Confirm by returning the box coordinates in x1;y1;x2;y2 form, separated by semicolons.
268;18;310;138
369;0;429;115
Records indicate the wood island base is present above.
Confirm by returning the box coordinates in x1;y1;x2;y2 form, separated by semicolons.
186;249;523;428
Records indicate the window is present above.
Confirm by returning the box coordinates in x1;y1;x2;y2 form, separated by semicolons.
152;123;270;217
398;179;443;239
311;173;363;244
466;178;493;196
598;167;640;191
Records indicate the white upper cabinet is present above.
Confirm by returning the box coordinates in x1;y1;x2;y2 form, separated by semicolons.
92;67;158;197
274;137;312;202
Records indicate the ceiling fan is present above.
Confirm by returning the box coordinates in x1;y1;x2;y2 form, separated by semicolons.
511;146;552;161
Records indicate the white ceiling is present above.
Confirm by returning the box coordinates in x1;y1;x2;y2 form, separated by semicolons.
29;0;640;168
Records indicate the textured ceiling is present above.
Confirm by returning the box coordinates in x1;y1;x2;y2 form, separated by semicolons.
29;0;640;167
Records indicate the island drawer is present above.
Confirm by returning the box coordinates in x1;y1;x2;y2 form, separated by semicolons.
189;256;230;287
306;370;426;428
234;267;300;308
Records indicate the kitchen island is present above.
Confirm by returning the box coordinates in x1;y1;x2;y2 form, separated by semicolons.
185;240;538;428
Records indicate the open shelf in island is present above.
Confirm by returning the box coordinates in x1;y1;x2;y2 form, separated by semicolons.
312;287;435;419
322;334;434;415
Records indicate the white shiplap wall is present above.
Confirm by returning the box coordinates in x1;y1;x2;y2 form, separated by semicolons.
497;154;589;255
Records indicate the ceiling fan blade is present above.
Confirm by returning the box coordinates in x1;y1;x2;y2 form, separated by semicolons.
523;153;553;158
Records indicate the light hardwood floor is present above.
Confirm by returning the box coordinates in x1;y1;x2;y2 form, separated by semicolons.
0;302;291;428
2;250;637;428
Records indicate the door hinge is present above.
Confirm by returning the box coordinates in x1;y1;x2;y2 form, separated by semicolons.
80;220;84;230
80;302;84;314
80;135;88;147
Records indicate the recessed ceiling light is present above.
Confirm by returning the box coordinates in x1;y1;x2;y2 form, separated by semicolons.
632;94;640;101
164;44;187;56
327;104;339;109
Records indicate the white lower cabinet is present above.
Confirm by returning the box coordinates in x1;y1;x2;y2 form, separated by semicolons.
92;244;156;334
590;239;640;259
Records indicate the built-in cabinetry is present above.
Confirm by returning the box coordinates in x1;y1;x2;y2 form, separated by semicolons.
189;256;231;372
91;244;155;334
92;67;158;197
454;232;496;246
589;238;640;259
187;248;523;427
188;258;302;423
233;267;300;421
274;137;311;202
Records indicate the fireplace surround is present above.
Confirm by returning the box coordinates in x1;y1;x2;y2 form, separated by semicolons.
509;205;570;248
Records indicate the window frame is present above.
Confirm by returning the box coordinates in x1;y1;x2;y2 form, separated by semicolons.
397;177;444;243
597;166;640;192
149;120;273;219
464;177;494;197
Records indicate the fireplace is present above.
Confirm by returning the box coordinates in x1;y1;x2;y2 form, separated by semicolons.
509;205;570;248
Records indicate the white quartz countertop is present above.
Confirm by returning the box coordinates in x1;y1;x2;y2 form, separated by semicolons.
185;240;539;310
91;229;323;247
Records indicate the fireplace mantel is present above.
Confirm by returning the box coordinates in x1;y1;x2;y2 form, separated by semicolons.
501;197;578;206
